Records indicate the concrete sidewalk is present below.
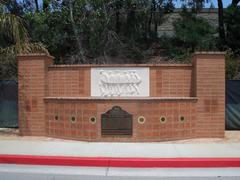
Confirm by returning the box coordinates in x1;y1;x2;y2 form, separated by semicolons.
1;131;240;178
0;139;240;158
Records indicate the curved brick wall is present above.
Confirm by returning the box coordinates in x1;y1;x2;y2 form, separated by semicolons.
44;99;197;141
17;52;225;141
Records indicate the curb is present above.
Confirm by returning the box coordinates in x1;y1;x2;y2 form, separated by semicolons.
0;155;240;168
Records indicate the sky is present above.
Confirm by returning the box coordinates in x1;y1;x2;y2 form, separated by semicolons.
175;0;232;8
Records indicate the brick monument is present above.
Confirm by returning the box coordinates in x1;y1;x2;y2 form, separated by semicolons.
17;52;225;141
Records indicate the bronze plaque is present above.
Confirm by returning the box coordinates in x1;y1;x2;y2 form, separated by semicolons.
101;106;132;136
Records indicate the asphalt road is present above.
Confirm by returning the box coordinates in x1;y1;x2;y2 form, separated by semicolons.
0;164;240;180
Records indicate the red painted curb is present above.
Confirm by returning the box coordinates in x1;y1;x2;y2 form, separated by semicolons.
0;154;240;168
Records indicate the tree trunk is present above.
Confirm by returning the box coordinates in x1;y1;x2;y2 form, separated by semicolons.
115;3;121;34
43;0;50;12
217;0;226;46
232;0;240;7
153;0;158;38
69;0;86;63
126;3;136;39
147;0;154;37
34;0;39;12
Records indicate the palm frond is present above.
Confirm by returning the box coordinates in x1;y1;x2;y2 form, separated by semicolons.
0;13;28;44
0;13;49;55
0;42;49;55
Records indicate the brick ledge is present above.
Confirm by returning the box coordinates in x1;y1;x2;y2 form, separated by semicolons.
48;64;192;68
44;97;198;101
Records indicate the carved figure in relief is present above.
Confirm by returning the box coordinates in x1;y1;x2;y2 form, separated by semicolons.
99;70;109;83
99;70;142;97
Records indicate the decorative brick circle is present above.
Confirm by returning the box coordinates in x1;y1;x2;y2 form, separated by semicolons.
70;116;77;123
160;116;167;123
179;115;185;123
89;116;97;124
137;116;145;124
54;115;59;121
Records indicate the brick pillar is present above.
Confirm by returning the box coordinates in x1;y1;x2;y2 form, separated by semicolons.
18;54;53;136
193;52;225;138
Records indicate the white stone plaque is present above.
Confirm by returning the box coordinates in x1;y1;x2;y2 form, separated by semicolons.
91;67;149;97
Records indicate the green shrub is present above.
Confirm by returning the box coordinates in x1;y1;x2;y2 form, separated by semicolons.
225;49;240;79
225;5;240;53
159;11;217;62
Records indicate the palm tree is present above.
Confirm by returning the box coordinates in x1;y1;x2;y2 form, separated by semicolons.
0;13;48;55
0;13;48;79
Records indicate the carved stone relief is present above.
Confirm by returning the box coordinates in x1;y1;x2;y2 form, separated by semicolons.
91;67;149;97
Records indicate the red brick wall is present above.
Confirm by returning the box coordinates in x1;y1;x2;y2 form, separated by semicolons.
45;100;197;141
47;68;90;97
193;53;225;138
18;54;53;136
47;65;192;98
45;101;97;140
150;66;193;97
17;52;225;141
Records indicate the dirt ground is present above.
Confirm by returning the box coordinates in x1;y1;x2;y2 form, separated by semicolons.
0;128;240;143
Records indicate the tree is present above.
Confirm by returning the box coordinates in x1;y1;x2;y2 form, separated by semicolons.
43;0;51;11
0;13;48;79
1;0;23;15
225;5;240;53
181;0;206;12
232;0;240;7
34;0;39;12
217;0;225;47
159;12;217;61
0;13;48;54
